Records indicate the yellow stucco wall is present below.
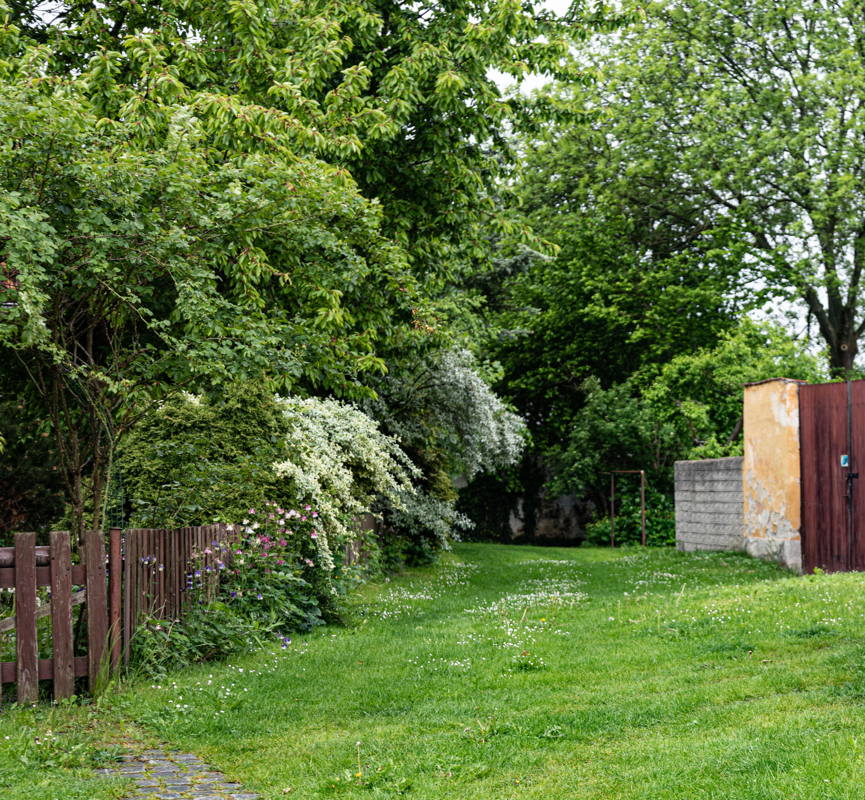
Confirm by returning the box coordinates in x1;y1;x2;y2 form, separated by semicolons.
742;379;805;571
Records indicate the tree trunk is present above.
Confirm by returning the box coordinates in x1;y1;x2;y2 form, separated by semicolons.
828;332;859;377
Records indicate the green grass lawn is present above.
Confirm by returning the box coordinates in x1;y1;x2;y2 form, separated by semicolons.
7;543;865;799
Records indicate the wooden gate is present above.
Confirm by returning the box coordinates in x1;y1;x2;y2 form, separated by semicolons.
1;525;233;701
800;380;865;572
0;530;117;705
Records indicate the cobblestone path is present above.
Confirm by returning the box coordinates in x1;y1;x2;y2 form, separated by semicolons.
101;749;259;800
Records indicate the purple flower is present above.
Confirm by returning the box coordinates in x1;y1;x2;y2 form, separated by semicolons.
256;593;263;600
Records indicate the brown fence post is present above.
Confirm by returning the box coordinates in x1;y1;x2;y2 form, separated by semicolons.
108;528;122;671
640;470;647;547
50;531;75;700
15;532;38;704
84;530;108;692
609;474;616;548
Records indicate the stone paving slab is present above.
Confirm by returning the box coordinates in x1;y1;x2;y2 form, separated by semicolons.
100;749;258;800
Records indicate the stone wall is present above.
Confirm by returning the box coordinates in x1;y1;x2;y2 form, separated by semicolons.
675;457;744;552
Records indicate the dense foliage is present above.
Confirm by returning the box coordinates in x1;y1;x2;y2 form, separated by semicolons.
569;0;865;373
2;0;598;541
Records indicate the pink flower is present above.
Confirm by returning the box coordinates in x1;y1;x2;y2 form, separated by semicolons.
310;531;318;539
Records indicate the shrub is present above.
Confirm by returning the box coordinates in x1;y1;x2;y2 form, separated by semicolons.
272;396;418;571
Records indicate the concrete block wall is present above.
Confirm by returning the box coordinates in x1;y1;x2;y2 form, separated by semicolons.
675;457;744;552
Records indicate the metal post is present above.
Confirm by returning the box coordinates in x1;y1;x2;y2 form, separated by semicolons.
640;470;647;547
610;473;616;548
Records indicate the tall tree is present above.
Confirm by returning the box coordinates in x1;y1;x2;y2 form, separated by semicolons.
489;119;748;456
0;50;410;538
582;0;865;373
3;0;625;286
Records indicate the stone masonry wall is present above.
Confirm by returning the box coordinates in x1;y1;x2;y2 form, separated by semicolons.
675;457;744;552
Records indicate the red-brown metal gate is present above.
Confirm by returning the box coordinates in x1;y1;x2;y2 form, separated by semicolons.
800;380;865;572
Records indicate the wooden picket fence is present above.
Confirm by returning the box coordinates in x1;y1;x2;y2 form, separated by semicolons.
122;524;230;663
0;524;233;704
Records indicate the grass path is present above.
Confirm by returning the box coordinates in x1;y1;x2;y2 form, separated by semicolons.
7;543;865;799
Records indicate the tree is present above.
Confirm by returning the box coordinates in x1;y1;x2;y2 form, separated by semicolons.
581;0;865;373
554;320;824;506
488;118;748;456
0;52;410;539
3;0;627;288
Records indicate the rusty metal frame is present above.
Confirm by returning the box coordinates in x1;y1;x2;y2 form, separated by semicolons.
608;470;647;547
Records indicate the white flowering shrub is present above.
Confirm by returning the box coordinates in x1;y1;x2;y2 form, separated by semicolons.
273;397;420;570
368;348;527;480
383;489;474;551
427;349;526;479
